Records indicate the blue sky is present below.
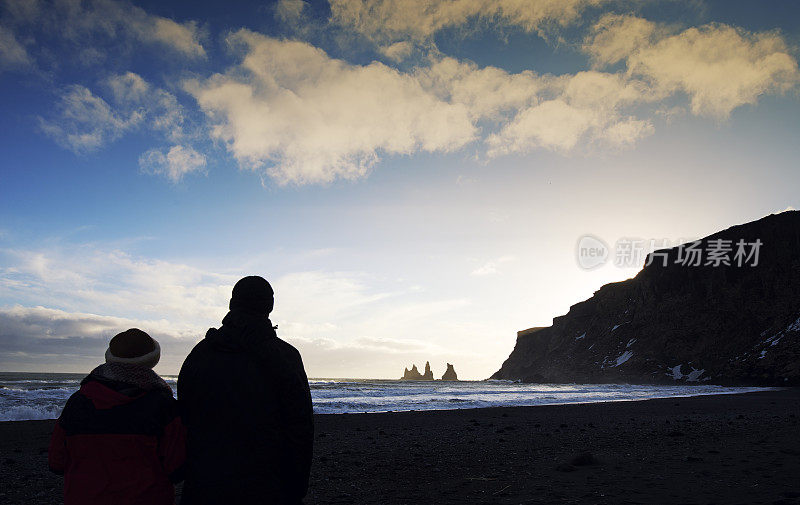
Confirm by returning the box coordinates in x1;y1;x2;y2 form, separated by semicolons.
1;0;798;378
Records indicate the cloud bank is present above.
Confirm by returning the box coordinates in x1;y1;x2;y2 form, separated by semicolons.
186;30;477;185
585;15;800;118
0;244;476;376
0;305;196;373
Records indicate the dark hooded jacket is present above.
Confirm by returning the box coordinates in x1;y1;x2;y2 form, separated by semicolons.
48;373;185;505
178;310;313;505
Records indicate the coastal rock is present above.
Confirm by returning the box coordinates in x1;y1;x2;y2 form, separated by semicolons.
401;361;435;380
402;364;423;380
441;363;458;381
491;211;800;386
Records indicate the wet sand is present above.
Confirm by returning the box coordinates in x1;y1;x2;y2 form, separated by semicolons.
2;388;799;504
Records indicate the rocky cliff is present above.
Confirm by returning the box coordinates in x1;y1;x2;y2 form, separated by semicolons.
491;211;800;386
441;363;458;381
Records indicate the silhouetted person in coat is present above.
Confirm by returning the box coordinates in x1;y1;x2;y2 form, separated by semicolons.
178;276;313;505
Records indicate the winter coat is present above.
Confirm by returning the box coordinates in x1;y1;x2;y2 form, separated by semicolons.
48;375;186;505
178;310;314;505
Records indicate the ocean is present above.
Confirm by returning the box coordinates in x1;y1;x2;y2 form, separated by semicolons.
0;371;773;421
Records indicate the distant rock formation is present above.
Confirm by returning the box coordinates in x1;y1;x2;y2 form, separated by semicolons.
491;211;800;386
402;364;423;380
441;363;458;381
401;361;436;380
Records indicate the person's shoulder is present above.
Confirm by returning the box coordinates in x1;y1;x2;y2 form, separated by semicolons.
273;335;301;357
184;329;217;358
178;331;215;382
269;336;307;370
145;388;180;421
61;386;90;409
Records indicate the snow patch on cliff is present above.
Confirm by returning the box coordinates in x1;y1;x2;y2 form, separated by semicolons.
612;351;633;367
667;365;706;381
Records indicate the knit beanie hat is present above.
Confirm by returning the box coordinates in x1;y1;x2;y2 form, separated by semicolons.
105;328;160;369
229;275;274;315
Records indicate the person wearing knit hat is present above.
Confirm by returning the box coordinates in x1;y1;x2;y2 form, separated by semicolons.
49;329;186;505
106;328;161;369
179;275;313;505
229;275;274;315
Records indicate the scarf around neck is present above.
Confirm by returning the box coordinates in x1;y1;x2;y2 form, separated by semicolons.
208;309;278;359
88;362;173;395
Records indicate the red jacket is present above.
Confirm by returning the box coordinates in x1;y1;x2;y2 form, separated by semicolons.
49;377;185;505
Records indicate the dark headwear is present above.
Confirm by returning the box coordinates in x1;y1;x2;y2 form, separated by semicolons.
105;328;160;369
230;276;274;315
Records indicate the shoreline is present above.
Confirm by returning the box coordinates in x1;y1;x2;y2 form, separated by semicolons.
2;388;799;504
3;377;776;421
310;385;779;416
0;385;783;423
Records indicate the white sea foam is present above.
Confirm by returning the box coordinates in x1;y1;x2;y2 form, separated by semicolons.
0;373;776;420
0;405;65;422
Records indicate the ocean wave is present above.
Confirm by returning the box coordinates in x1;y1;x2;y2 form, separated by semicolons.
1;373;777;420
0;405;62;422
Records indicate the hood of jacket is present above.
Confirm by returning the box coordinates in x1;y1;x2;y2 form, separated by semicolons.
205;309;277;356
78;379;145;410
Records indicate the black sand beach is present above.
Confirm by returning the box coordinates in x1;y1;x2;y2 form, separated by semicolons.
2;389;799;505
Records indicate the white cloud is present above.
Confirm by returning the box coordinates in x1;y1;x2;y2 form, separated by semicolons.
147;17;205;58
40;73;189;154
185;30;672;181
487;99;598;152
106;72;187;142
630;25;798;118
471;255;516;276
274;0;306;24
186;30;476;185
139;145;207;182
106;71;150;103
0;305;199;373
583;14;660;67
355;336;428;352
414;56;554;121
485;71;655;155
585;16;800;118
4;0;205;60
0;246;235;327
0;25;30;67
596;117;654;148
38;85;142;152
329;0;608;42
560;67;652;110
379;41;413;62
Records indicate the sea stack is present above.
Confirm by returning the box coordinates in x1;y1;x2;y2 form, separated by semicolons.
441;363;458;381
401;361;436;380
401;364;423;380
422;361;434;380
